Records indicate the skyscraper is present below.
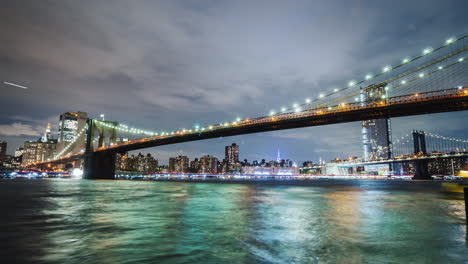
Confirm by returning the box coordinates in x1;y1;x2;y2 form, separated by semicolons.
225;143;239;164
21;140;57;166
361;82;392;161
21;125;57;166
276;149;281;163
57;112;88;155
41;123;52;142
0;141;7;163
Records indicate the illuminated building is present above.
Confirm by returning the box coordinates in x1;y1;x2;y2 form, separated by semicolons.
225;143;239;164
200;155;218;173
21;140;57;166
0;141;6;163
41;123;52;142
225;143;240;172
2;155;22;169
14;147;24;158
21;125;57;166
169;156;189;173
361;82;392;161
276;149;281;162
190;158;200;172
116;152;158;172
169;157;176;172
242;166;299;176
57;111;88;155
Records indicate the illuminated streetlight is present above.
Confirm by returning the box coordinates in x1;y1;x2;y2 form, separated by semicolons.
422;47;432;55
445;37;455;44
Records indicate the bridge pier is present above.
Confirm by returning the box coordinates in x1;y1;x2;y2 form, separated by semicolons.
411;130;431;180
82;118;116;179
83;150;116;179
413;160;431;180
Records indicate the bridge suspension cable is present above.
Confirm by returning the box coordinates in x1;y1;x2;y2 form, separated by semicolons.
94;120;159;136
51;126;87;161
266;34;467;116
314;47;467;109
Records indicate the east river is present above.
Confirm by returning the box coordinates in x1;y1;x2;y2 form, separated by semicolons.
1;179;467;263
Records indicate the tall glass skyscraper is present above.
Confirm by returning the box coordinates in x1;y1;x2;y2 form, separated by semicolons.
361;83;392;162
57;112;88;155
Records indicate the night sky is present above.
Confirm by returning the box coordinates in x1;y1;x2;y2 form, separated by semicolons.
1;0;467;164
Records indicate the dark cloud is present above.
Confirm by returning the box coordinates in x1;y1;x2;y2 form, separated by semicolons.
0;0;467;163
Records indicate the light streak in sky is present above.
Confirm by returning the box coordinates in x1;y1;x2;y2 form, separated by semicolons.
3;81;28;89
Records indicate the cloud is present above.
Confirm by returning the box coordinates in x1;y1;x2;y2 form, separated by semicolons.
0;123;41;137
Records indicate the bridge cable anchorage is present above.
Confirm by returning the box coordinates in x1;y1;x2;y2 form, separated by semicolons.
267;34;467;116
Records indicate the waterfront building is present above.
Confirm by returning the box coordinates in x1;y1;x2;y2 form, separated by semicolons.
14;147;24;158
225;143;239;164
169;156;189;173
115;153;128;170
242;166;299;176
57;111;88;155
361;82;392;161
428;157;468;175
2;155;22;170
190;158;201;172
169;157;176;172
0;141;6;163
116;152;158;172
21;139;57;166
323;163;351;175
200;155;218;173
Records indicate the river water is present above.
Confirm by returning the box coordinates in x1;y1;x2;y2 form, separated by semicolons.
0;179;466;264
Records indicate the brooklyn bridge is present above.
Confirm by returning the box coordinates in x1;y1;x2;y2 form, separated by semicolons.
27;34;468;180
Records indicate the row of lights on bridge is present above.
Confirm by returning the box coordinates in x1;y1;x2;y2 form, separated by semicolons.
266;36;465;116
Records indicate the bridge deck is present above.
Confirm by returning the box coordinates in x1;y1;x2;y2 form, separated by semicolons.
32;87;468;166
103;87;468;153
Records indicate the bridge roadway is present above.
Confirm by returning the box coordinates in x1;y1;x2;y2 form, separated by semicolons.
98;87;468;153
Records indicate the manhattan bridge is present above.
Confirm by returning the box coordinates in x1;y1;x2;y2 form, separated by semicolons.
27;34;468;180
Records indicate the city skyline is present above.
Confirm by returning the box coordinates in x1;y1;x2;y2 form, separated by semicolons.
1;0;468;163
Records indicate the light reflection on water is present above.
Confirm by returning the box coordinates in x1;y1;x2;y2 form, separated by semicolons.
0;179;466;264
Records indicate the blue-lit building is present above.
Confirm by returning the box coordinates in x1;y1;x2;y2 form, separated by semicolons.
361;82;392;163
57;111;88;155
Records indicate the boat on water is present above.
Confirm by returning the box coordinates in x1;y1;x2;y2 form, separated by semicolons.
442;169;468;198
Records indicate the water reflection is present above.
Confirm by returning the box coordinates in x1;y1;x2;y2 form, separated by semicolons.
0;179;466;264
